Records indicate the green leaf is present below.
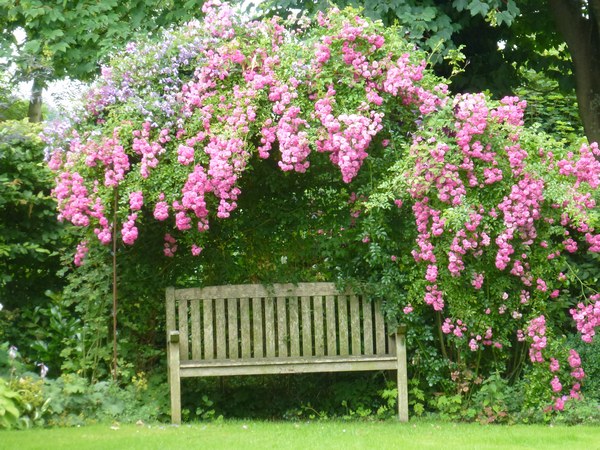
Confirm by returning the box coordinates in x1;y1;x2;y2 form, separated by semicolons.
49;41;69;53
453;0;469;12
23;39;41;54
467;0;489;17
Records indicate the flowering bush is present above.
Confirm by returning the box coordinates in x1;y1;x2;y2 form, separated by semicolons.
46;2;599;415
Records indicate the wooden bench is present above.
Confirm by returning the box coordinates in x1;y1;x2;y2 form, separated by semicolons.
166;282;408;423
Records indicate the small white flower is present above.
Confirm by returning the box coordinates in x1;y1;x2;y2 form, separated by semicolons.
280;256;288;265
8;346;17;359
38;362;49;378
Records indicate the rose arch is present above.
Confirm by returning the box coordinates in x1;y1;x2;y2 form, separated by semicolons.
46;1;600;411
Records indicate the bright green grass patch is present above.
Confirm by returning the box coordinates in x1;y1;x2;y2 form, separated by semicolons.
2;420;600;450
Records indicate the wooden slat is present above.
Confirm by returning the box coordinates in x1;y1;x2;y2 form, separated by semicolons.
362;299;373;356
289;297;300;357
240;299;251;358
166;287;176;333
325;295;336;356
313;295;324;356
301;296;312;357
203;299;214;359
178;299;189;360
277;297;288;357
252;298;263;358
387;334;396;355
215;300;226;359
191;300;201;360
181;354;397;369
374;300;386;355
264;297;275;358
338;295;349;356
349;295;361;355
228;298;239;359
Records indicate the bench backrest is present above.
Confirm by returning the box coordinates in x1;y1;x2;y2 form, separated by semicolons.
166;282;393;361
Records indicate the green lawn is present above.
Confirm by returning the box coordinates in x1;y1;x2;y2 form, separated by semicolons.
2;420;600;450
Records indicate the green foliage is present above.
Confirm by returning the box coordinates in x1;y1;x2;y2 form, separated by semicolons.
0;75;28;122
179;372;395;421
182;395;221;422
514;67;583;145
553;397;600;426
0;377;20;429
57;245;112;381
568;334;600;402
43;372;166;426
16;291;82;376
0;0;212;84
471;372;515;424
9;376;50;428
260;0;519;56
0;120;66;310
408;378;425;416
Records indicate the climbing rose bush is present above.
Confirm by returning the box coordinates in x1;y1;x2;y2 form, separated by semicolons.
45;2;599;413
378;83;600;412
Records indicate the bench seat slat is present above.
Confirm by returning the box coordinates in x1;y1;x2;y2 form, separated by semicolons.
180;355;397;377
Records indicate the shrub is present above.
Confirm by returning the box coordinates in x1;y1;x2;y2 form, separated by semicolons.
43;2;600;418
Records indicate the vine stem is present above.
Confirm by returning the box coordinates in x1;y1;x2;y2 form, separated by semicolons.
112;189;118;382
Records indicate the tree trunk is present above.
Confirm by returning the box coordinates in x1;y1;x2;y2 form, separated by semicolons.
549;0;600;144
28;77;44;123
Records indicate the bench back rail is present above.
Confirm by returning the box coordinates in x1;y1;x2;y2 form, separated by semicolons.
167;283;393;362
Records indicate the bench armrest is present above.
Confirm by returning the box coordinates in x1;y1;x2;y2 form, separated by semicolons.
169;330;180;344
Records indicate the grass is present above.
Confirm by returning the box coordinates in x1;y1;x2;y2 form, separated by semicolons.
2;419;600;450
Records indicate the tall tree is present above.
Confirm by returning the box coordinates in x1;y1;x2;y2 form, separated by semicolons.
259;0;600;144
0;0;209;123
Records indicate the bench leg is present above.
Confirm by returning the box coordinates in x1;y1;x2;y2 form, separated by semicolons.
395;330;409;422
169;341;182;424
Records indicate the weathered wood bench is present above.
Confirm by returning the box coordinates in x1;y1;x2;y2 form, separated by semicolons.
166;282;408;423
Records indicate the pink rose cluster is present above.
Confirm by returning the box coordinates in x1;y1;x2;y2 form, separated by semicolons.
51;3;455;260
527;315;547;363
570;294;600;343
551;349;585;411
